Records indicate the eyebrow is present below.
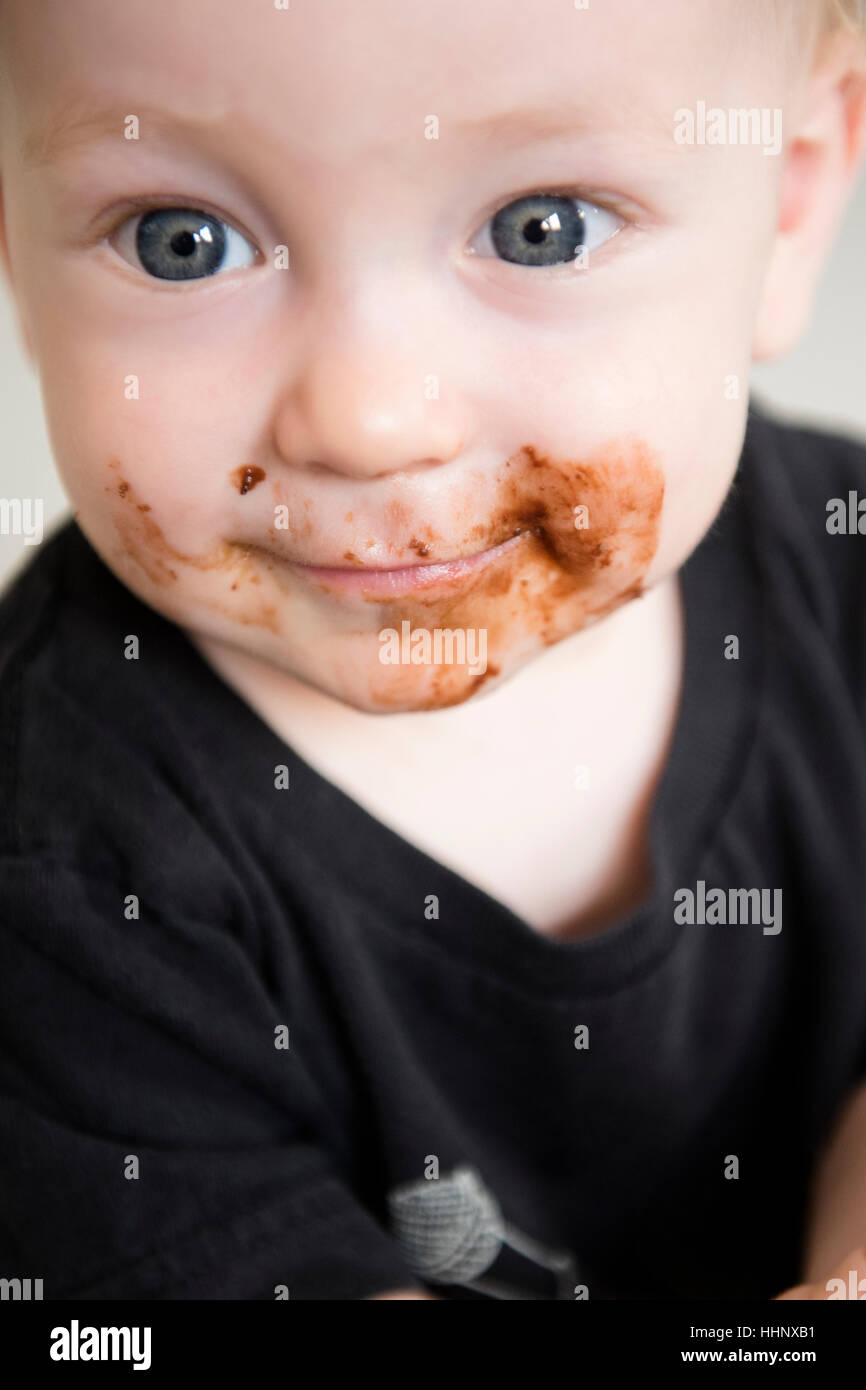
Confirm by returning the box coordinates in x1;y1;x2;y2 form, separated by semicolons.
19;102;220;167
22;96;671;169
452;102;673;144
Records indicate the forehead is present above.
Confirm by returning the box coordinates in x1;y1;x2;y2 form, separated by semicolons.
1;0;766;168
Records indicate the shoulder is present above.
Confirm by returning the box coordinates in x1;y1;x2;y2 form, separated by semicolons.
739;401;866;546
0;518;250;935
736;402;866;674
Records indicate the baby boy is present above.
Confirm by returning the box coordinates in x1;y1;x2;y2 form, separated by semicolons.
1;0;866;1301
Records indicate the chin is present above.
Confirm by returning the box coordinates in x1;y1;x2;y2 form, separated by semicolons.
328;653;511;715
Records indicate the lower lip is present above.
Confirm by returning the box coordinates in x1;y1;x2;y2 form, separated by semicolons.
291;533;524;596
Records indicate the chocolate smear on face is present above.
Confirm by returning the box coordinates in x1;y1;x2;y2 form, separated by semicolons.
231;465;266;495
105;460;280;632
103;438;664;711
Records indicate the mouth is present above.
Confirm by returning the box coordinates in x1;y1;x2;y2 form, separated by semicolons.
295;533;526;596
240;533;525;597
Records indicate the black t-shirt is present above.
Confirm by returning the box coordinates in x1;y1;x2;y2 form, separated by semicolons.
1;402;866;1301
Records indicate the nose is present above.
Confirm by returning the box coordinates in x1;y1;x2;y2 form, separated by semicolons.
271;305;468;481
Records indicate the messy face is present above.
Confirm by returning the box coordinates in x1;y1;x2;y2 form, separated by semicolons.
0;0;793;711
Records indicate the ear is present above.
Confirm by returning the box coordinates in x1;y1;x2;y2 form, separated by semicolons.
0;175;36;364
752;34;866;362
0;177;9;280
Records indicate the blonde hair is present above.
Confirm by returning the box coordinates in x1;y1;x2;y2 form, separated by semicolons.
767;0;866;60
829;0;865;28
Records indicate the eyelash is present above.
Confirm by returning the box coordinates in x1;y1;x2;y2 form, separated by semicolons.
96;195;255;240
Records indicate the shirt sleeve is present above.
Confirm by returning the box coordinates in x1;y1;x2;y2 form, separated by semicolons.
0;854;418;1300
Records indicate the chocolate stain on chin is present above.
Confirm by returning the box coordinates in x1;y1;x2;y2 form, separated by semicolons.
365;438;665;711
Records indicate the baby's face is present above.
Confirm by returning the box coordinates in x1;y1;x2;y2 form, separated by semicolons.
0;0;796;710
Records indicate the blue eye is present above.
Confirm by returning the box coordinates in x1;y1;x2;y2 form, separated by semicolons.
111;207;258;281
478;193;623;268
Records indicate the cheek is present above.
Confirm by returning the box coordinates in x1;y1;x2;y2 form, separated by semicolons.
366;437;665;710
101;459;283;633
